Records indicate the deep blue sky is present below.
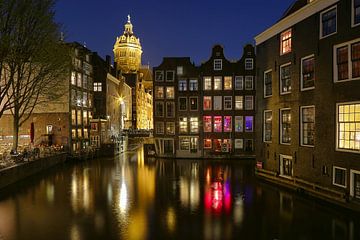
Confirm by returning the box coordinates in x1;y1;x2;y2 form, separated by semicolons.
55;0;294;67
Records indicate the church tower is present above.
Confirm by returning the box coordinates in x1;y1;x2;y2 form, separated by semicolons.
113;15;143;73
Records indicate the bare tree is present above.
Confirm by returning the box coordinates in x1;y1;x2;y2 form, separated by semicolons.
2;0;71;151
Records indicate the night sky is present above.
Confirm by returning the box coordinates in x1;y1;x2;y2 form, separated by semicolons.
55;0;294;67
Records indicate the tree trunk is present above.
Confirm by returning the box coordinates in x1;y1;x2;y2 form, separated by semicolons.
12;108;19;153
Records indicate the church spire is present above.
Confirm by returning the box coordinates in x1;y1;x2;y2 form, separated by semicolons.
124;14;133;35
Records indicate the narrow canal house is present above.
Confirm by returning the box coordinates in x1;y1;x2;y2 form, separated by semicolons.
153;58;201;157
200;45;256;157
255;0;360;204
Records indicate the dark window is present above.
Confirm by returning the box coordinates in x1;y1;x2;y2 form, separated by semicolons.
321;8;337;37
337;46;349;80
333;167;346;187
352;42;360;78
301;107;315;146
280;64;291;94
179;97;187;111
190;97;198;110
302;56;315;89
264;71;272;97
281;109;291;144
166;102;175;118
354;0;360;25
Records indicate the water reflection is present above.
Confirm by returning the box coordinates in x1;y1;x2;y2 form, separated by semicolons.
0;146;359;240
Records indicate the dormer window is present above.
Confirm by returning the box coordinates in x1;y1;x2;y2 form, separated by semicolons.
214;59;222;71
280;29;292;55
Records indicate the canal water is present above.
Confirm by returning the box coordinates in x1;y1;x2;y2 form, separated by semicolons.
0;147;359;240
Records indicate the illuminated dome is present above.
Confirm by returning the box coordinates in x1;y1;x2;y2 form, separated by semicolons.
113;15;143;73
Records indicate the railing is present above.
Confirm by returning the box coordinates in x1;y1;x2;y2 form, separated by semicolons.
256;168;346;202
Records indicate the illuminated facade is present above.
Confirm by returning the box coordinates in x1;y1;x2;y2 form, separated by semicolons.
255;0;360;207
153;45;256;158
113;16;153;130
113;15;142;74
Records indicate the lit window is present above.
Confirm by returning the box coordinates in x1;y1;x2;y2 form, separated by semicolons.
235;96;243;110
337;103;360;152
77;73;82;87
203;116;212;132
203;77;212;90
213;96;222;110
71;71;76;85
224;116;232;132
155;86;164;99
235;139;243;149
190;117;199;133
189;79;198;91
71;110;76;125
155;102;164;117
224;96;232;110
264;111;272;142
179;137;190;151
203;96;212;110
301;55;315;90
235;116;243;132
214;76;222;90
280;155;293;177
166;71;175;81
280;29;292;55
166;102;175;118
82;111;87;126
354;0;360;26
166;87;174;99
179;117;188;133
155;71;164;81
264;70;272;97
204;139;212;149
94;82;102;92
245;58;254;70
156;122;164;134
235;76;243;90
334;40;360;82
214;116;222;132
280;109;291;144
224;76;232;90
280;63;291;94
245;116;253;132
177;66;183;75
301;106;315;146
245;76;253;90
179;97;187;111
214;139;222;152
245;96;253;110
179;79;187;91
320;7;337;38
333;166;346;187
189;97;198;111
166;122;175;135
214;59;222;70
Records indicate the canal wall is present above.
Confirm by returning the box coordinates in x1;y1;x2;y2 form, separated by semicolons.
0;153;67;190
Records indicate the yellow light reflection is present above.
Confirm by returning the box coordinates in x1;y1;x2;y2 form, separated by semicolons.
166;207;176;233
119;182;128;214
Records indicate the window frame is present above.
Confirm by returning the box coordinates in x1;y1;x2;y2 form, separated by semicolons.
166;70;175;82
244;96;254;110
224;76;233;90
179;117;188;134
155;86;165;99
280;28;292;55
166;122;175;135
214;76;222;90
352;0;360;27
235;76;244;90
263;69;272;98
178;79;187;91
300;105;315;147
245;76;254;90
155;101;164;117
155;70;164;82
189;97;198;111
178;97;187;111
280;62;292;95
189;79;198;91
203;96;212;111
166;86;175;99
280;108;291;145
214;59;223;71
333;38;360;83
213;96;222;110
320;6;337;39
245;58;254;70
203;76;212;90
155;122;164;134
332;166;347;188
263;110;272;143
301;54;315;91
224;96;232;110
204;139;212;149
336;101;360;153
245;116;254;132
166;102;175;118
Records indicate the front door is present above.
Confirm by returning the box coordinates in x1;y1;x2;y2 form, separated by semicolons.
164;140;174;155
190;137;198;153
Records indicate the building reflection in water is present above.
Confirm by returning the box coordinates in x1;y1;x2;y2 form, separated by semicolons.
70;223;81;240
71;168;94;214
180;162;200;211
